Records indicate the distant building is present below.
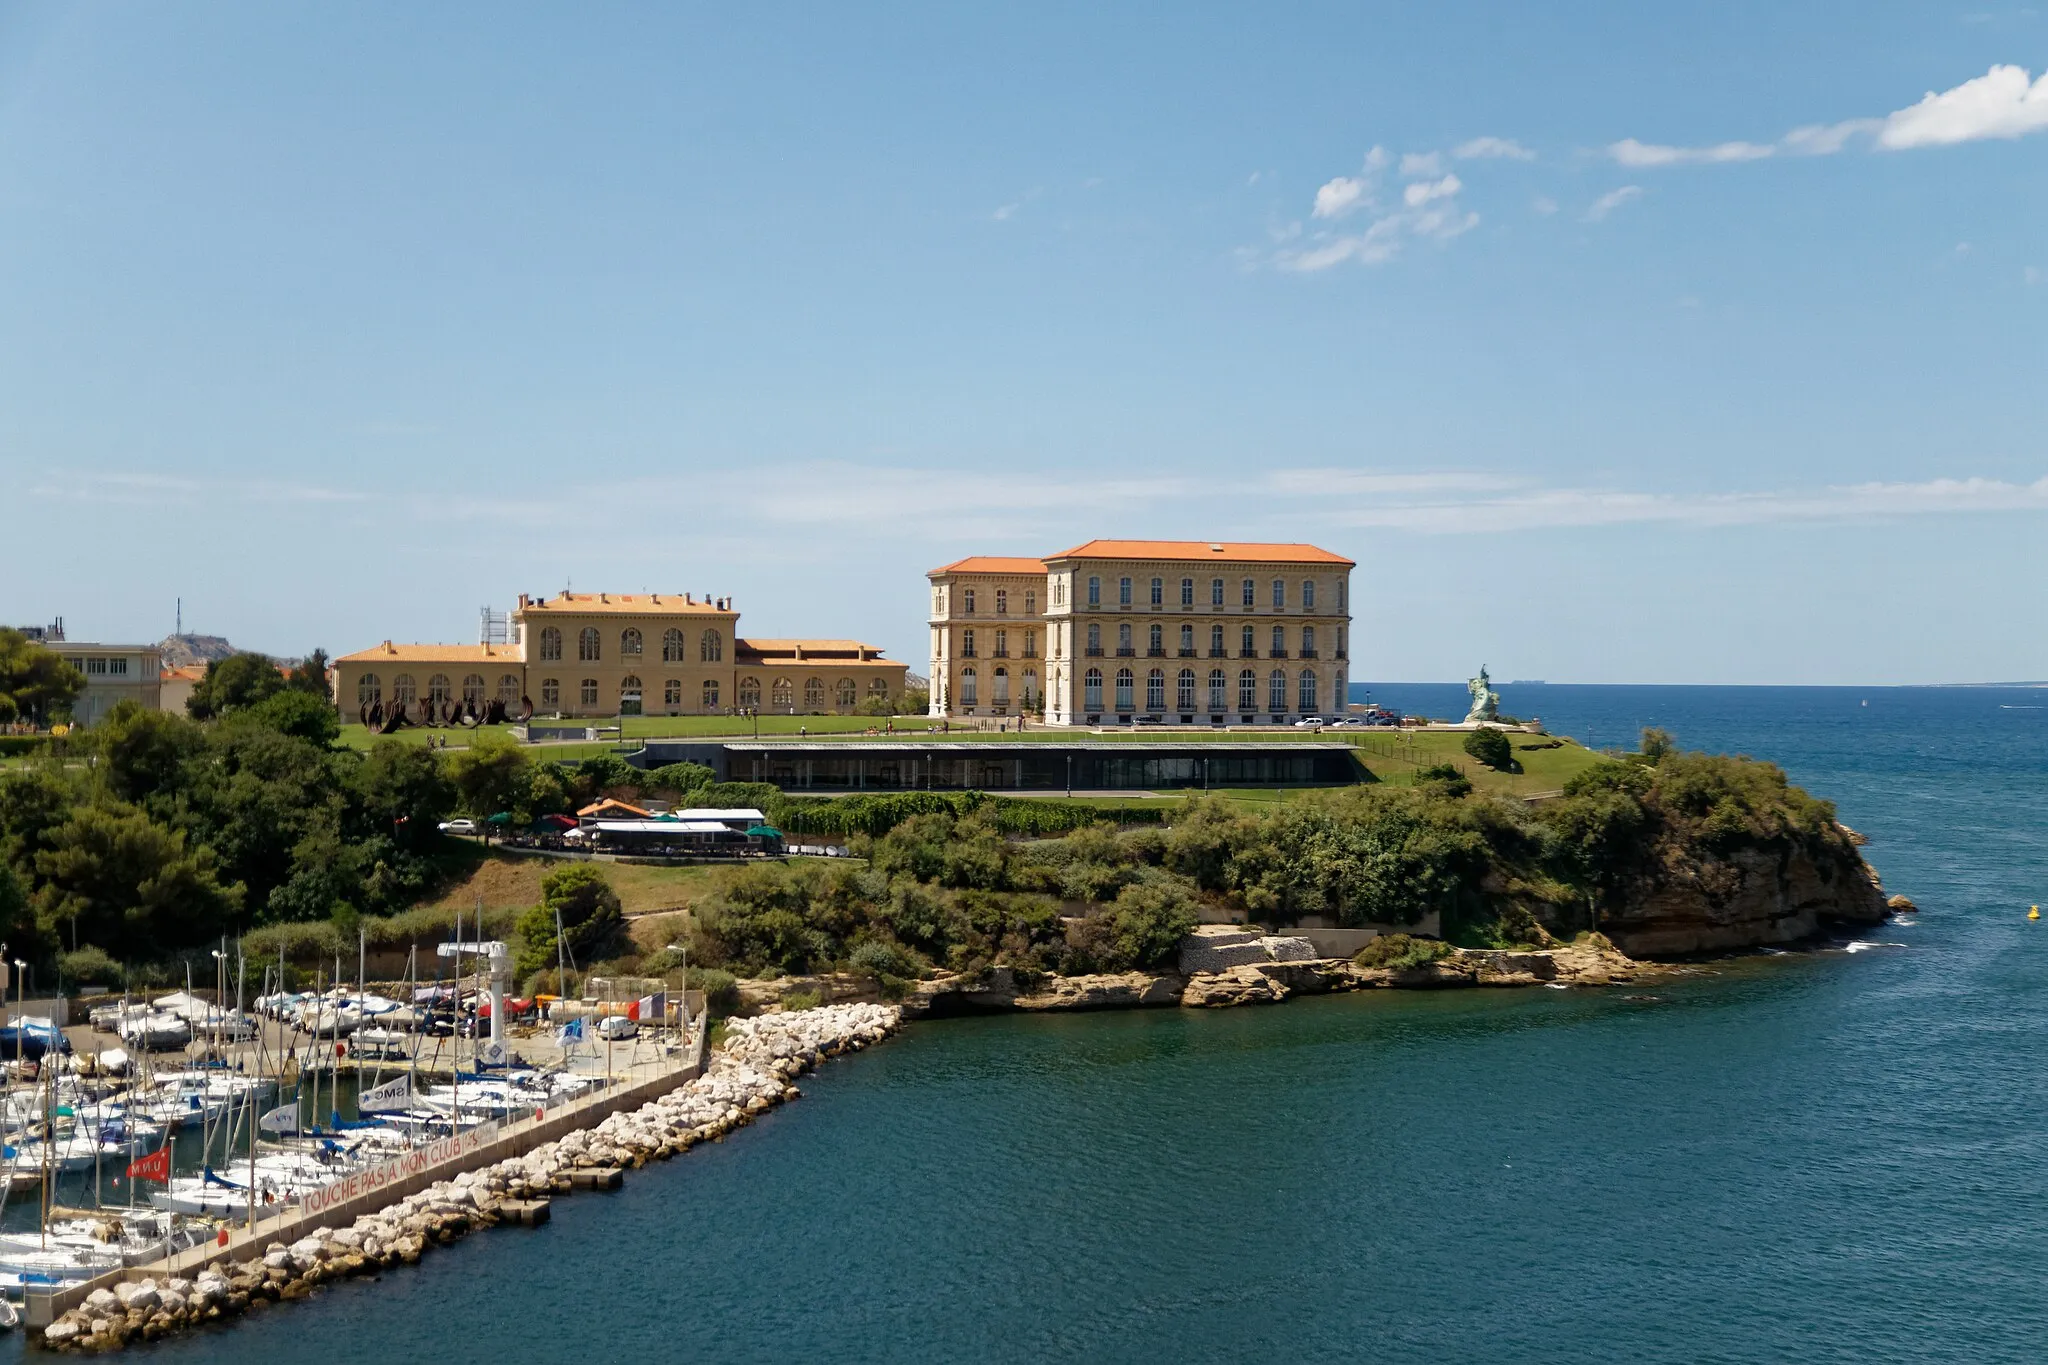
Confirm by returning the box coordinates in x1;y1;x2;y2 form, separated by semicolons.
51;642;163;725
158;663;209;716
333;591;908;722
930;541;1354;725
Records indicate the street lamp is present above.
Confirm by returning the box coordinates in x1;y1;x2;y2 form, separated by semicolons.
665;941;689;1046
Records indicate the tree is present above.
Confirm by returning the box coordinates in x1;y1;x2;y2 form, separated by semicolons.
1639;727;1678;762
515;864;626;978
1463;726;1514;772
642;762;715;797
187;652;286;720
248;689;341;746
448;734;532;818
0;629;86;727
33;804;243;955
0;765;81;874
0;864;49;965
93;702;206;804
285;648;333;701
349;740;455;853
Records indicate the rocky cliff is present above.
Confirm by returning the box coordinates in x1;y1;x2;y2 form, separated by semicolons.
1594;827;1890;958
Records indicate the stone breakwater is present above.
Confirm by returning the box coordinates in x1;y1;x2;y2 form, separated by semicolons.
37;1003;901;1352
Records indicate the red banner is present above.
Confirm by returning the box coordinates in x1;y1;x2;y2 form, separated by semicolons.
127;1146;170;1183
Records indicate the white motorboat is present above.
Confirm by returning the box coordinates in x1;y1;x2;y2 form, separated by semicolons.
351;1027;412;1062
118;1013;192;1052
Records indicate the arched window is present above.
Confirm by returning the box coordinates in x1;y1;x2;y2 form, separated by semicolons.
1302;626;1316;656
1208;669;1226;711
664;679;682;707
1238;669;1256;711
1210;625;1224;656
964;589;976;614
461;674;485;704
580;678;599;706
1299;671;1318;713
836;678;857;707
357;674;382;707
702;679;721;710
961;667;978;707
738;677;760;708
700;630;722;662
1302;580;1316;609
498;674;520;703
1176;668;1195;710
1024;590;1036;615
1269;669;1287;712
1022;668;1039;705
1272;625;1286;656
538;628;562;661
804;677;825;710
621;628;643;657
1241;625;1255;656
1148;624;1163;655
771;677;794;709
1084;667;1104;711
620;675;643;712
993;667;1010;705
540;678;560;708
1115;668;1135;711
1146;669;1165;710
995;589;1008;615
1272;579;1285;608
868;678;889;696
427;674;452;704
578;628;600;662
662;629;685;662
1179;624;1194;654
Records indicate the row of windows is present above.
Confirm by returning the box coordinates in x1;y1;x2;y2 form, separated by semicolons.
65;656;133;677
1069;622;1343;657
949;587;1037;616
953;627;1037;659
1078;576;1345;610
357;672;890;710
534;626;723;663
358;673;522;706
954;665;1040;708
1079;667;1324;714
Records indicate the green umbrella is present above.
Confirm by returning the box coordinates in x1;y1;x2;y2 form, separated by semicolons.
484;811;515;825
745;824;782;838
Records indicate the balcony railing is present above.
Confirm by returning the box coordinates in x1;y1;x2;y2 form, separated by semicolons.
1178;649;1197;658
1115;648;1136;658
1238;648;1257;658
1084;647;1104;657
1298;649;1318;659
1146;648;1167;658
1269;649;1288;659
1209;649;1227;658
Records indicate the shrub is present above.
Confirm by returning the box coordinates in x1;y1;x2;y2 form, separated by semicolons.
58;945;122;988
683;966;741;1017
1353;933;1455;971
1463;726;1514;771
779;988;823;1011
1412;763;1473;798
1061;881;1198;974
514;864;626;979
848;938;924;980
643;762;716;796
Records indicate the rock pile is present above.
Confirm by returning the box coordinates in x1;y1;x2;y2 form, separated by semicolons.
38;1003;901;1352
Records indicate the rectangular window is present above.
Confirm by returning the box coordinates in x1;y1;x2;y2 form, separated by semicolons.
1211;578;1224;606
964;589;976;614
702;679;720;709
1085;670;1103;709
1242;578;1255;607
1088;576;1101;606
1024;630;1038;658
1272;579;1286;608
962;629;976;658
1271;625;1286;656
1180;578;1194;607
1119;577;1133;606
1302;580;1316;609
994;629;1008;658
996;589;1008;614
1024;590;1036;615
1087;624;1102;655
1149;577;1163;606
1241;625;1255;656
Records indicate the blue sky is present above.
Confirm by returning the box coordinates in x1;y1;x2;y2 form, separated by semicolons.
3;2;2045;684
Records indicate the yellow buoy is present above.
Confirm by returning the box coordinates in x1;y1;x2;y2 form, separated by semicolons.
2032;906;2041;921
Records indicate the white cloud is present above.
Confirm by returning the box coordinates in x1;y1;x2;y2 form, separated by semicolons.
1308;474;2048;534
1608;63;2048;168
1312;175;1372;219
1584;186;1642;221
1879;63;2048;147
991;203;1019;221
1609;138;1775;167
1402;173;1462;207
1399;151;1444;177
1270;469;1524;495
1454;136;1534;161
1532;195;1559;216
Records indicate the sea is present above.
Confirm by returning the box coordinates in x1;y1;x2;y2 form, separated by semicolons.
20;684;2048;1362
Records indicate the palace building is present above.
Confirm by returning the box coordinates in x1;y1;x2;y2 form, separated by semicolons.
930;541;1353;726
334;592;907;722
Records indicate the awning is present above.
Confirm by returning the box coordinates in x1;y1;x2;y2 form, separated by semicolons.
745;825;783;838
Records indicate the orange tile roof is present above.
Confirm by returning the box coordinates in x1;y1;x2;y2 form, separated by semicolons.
518;592;731;615
734;638;894;660
928;556;1049;575
159;664;208;683
1047;539;1355;566
578;798;651;818
335;643;524;664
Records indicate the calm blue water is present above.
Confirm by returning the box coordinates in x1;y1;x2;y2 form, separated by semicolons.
36;687;2048;1361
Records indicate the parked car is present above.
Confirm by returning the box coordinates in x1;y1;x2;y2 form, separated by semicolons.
1293;717;1327;728
594;1015;638;1041
1133;715;1165;726
438;818;478;836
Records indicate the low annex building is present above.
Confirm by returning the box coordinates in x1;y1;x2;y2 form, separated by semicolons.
333;592;907;722
929;541;1354;726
